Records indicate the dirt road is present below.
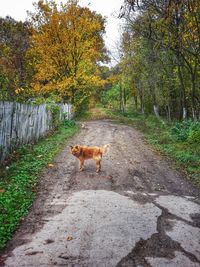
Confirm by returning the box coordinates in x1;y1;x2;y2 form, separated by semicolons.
1;120;200;267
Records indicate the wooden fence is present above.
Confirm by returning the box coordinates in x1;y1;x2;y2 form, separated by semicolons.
0;102;72;164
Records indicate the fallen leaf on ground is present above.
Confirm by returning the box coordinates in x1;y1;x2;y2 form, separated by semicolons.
66;236;73;241
48;164;54;167
0;188;5;193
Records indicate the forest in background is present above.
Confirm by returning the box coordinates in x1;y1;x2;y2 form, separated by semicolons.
103;0;200;121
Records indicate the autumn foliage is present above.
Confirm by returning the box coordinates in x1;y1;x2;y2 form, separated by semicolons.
0;17;31;100
0;0;108;111
26;0;108;110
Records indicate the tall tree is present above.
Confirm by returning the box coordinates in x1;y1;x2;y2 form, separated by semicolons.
27;0;108;110
0;17;30;100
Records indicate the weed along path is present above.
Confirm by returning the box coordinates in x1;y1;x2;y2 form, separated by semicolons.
1;120;200;267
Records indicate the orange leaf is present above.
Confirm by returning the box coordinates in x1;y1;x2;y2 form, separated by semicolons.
66;236;73;241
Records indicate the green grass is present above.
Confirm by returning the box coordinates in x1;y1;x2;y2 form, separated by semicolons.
80;106;200;187
0;121;79;250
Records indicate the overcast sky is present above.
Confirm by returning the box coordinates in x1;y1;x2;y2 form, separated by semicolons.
0;0;124;65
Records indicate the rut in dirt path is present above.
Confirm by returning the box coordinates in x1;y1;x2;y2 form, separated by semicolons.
1;120;200;267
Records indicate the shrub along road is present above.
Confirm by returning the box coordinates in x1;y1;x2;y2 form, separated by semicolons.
1;120;200;266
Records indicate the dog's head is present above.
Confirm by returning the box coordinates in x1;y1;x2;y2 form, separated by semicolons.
70;145;81;156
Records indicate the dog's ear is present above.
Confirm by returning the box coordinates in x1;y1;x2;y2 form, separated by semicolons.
70;145;73;150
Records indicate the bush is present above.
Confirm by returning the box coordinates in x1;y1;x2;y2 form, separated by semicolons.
188;126;200;145
170;120;200;142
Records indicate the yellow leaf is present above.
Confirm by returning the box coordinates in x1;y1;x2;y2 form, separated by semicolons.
48;164;54;167
66;236;73;241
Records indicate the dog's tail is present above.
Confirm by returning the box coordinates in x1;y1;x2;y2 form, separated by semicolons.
101;144;110;154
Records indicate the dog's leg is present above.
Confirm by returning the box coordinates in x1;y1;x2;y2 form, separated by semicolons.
79;158;85;171
95;159;101;173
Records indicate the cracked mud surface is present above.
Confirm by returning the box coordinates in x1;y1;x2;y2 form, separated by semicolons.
0;120;200;267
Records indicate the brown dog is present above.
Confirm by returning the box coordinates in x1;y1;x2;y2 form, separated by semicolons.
70;144;110;172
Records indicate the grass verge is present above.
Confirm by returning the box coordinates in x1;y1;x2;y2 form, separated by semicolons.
0;121;79;250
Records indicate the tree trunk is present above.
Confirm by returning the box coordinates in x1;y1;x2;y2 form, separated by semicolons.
166;105;171;121
139;93;144;114
182;107;187;120
119;81;123;112
123;86;127;113
71;86;75;105
149;83;160;119
191;70;197;121
153;105;160;119
134;95;138;111
141;102;144;114
177;54;187;120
